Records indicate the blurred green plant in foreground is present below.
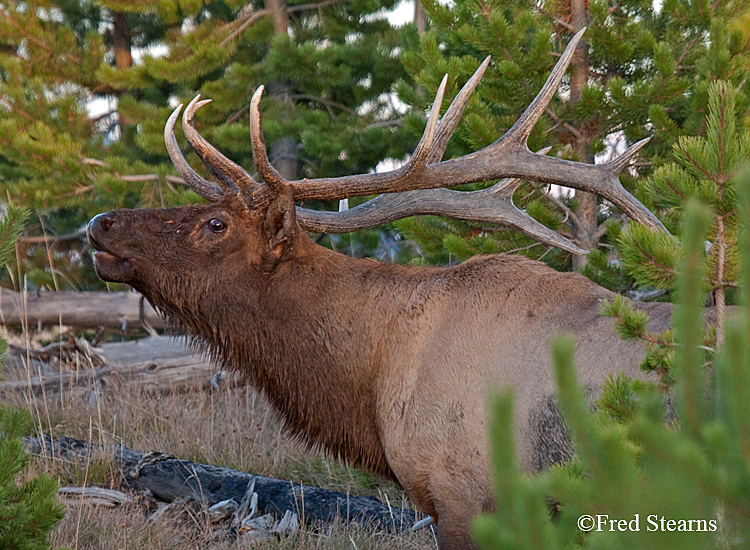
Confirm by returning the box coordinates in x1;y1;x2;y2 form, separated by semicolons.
0;206;67;550
473;192;750;548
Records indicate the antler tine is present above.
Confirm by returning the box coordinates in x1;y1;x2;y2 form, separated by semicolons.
409;75;447;168
183;97;235;193
280;32;606;205
594;137;664;228
164;104;224;202
249;85;289;193
170;30;665;239
608;137;650;173
182;96;262;199
500;28;585;146
427;56;491;164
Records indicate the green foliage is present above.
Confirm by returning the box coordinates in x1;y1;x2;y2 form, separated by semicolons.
0;407;66;550
600;294;676;385
473;197;750;549
594;373;640;425
578;250;627;294
617;223;682;290
0;207;64;549
622;81;750;293
472;388;565;550
0;206;28;380
0;206;30;268
602;81;749;387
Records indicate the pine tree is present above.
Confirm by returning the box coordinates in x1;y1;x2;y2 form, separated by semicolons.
0;1;417;290
0;0;188;289
602;80;750;378
395;0;750;271
0;407;67;550
0;208;65;550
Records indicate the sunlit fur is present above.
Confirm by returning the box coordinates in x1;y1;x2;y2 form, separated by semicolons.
88;196;675;550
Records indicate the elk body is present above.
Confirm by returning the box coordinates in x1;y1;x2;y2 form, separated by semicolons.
88;31;672;549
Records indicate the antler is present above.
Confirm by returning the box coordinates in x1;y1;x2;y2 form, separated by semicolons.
249;28;665;246
294;148;589;255
166;28;666;254
164;98;270;206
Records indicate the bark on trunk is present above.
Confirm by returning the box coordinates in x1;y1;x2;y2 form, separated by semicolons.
569;0;597;271
113;11;134;129
24;435;421;532
415;1;427;35
113;12;132;69
714;215;726;348
263;0;297;180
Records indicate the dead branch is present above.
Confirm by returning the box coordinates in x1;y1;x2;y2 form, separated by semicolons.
58;486;134;507
17;228;87;244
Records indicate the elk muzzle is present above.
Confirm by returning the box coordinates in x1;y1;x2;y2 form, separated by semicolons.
87;211;137;283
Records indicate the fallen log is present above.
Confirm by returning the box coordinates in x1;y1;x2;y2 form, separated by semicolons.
0;288;166;331
24;435;420;532
1;335;237;397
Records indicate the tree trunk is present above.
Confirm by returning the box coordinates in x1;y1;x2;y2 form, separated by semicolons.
569;0;596;271
113;11;134;130
714;215;726;348
262;0;297;180
113;12;132;69
264;0;289;35
24;435;422;532
415;1;427;35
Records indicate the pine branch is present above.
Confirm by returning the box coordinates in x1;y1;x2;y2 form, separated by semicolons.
17;228;86;245
287;0;350;14
219;9;270;48
291;94;359;116
537;186;582;229
81;158;184;185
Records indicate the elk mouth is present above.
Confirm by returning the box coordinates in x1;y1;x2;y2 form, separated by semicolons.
87;222;136;284
91;250;136;283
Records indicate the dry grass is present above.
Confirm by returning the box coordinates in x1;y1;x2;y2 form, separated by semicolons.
1;334;438;550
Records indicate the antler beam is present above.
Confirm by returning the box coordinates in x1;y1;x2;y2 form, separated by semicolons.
296;179;586;255
294;148;590;255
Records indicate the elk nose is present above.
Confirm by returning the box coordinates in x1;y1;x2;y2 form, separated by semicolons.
89;212;116;233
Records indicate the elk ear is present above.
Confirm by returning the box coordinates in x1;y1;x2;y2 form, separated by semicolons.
261;184;297;267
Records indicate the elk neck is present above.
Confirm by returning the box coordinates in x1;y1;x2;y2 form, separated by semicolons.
160;232;439;477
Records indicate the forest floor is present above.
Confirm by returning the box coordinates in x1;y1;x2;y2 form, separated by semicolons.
0;326;437;550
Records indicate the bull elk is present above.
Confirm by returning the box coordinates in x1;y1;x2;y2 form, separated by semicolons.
88;30;675;549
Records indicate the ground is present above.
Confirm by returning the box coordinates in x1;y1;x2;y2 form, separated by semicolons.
1;328;437;549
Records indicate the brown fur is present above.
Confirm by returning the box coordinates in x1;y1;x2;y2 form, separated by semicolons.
87;196;673;549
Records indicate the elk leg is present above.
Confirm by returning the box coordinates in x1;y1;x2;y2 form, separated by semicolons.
428;472;492;550
433;507;481;550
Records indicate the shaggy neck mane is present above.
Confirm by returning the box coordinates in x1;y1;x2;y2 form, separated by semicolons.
145;234;437;477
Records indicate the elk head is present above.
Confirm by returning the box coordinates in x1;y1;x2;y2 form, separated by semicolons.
88;29;665;313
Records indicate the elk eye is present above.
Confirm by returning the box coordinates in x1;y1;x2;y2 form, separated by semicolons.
208;218;226;233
